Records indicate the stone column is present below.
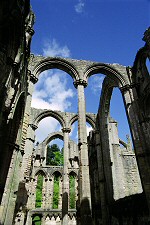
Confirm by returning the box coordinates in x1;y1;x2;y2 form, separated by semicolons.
62;127;71;225
45;178;50;209
50;176;54;209
74;80;92;225
95;130;111;224
42;178;47;209
58;178;62;209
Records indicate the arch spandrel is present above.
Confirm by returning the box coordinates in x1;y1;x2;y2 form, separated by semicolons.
84;62;129;88
28;55;80;81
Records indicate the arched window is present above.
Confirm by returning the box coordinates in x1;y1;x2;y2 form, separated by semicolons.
69;172;76;209
35;174;44;208
53;172;61;209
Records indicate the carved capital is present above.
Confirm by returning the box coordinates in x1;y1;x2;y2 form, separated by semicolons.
73;79;87;88
62;127;71;133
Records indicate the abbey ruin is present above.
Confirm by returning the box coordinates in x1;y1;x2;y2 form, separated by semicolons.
0;1;150;225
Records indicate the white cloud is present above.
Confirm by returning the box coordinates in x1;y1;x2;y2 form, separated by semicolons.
35;117;61;143
32;39;75;143
43;39;70;58
31;70;76;142
31;71;75;111
90;75;105;94
75;0;85;14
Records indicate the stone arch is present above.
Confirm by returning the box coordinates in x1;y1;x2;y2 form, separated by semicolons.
35;169;47;178
52;171;62;177
69;114;95;129
97;77;117;204
69;171;78;177
33;110;66;128
84;63;129;88
29;56;79;82
43;131;64;146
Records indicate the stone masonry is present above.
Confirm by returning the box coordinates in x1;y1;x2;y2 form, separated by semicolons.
0;1;150;225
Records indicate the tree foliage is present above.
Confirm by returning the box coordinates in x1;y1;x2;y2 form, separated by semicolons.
46;144;63;166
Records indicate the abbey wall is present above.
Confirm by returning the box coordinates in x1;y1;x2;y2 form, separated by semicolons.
0;1;150;225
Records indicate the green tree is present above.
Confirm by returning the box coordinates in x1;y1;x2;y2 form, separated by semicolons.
46;144;63;166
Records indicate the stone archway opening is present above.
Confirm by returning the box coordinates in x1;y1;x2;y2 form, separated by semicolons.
35;117;62;144
85;73;105;113
46;138;64;166
110;87;133;146
31;68;77;113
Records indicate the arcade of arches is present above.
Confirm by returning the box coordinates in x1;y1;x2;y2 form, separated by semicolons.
0;1;150;225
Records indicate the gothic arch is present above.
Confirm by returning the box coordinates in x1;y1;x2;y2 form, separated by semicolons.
96;77;117;204
69;114;96;129
35;169;47;177
43;132;64;146
69;171;78;177
29;56;79;81
52;171;62;177
84;63;129;88
33;110;66;128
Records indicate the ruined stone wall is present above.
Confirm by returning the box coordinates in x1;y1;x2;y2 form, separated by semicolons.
88;117;149;224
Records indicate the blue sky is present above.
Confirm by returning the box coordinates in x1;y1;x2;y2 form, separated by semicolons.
30;0;150;145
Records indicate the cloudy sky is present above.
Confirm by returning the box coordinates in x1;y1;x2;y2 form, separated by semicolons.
30;0;150;144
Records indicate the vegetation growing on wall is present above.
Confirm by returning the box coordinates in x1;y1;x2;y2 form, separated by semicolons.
53;175;60;209
69;175;76;209
32;215;41;225
35;174;43;208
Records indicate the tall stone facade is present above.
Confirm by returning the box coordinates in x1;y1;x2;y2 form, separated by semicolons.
0;0;150;224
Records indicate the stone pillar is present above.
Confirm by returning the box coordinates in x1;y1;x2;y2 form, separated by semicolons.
58;178;62;209
95;130;111;225
50;176;54;209
75;176;78;208
74;80;92;225
45;178;50;209
27;177;37;209
42;178;47;209
62;127;71;225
